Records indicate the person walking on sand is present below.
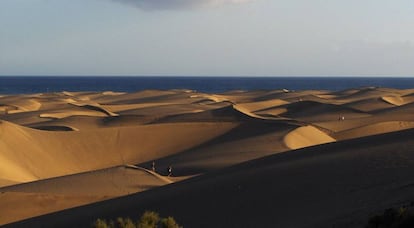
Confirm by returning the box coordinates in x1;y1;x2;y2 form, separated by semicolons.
151;161;156;172
168;166;172;177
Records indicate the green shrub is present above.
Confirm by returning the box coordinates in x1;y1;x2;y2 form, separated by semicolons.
92;211;181;228
117;217;136;228
137;211;160;228
93;218;111;228
160;216;182;228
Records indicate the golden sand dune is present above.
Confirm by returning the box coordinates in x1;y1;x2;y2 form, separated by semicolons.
92;90;186;105
381;95;406;106
0;119;238;186
381;94;414;106
253;106;288;117
279;100;371;122
333;121;414;140
101;103;174;113
0;97;41;113
2;87;414;227
336;87;402;101
0;178;19;187
230;99;289;112
0;192;107;226
140;121;295;176
115;103;207;118
0;166;170;224
155;104;252;123
252;90;329;102
101;91;126;96
11;128;414;228
284;125;335;149
27;116;109;131
208;90;273;103
232;99;290;120
375;102;414;121
39;110;110;119
344;97;396;112
29;125;79;131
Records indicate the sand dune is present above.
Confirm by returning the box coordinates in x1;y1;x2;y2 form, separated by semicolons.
0;96;42;112
381;94;414;106
333;121;414;140
39;110;110;119
101;103;174;113
279;100;369;121
9;128;414;228
155;104;252;123
336;87;402;102
253;106;288;117
252;90;329;102
233;99;289;112
0;119;238;186
284;125;335;149
344;97;395;112
0;192;107;226
1;87;414;227
381;96;406;106
138;121;295;176
373;102;414;122
29;125;78;131
93;90;188;105
0;166;170;224
68;103;119;117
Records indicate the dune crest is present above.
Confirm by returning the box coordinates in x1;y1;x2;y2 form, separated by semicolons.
381;96;406;106
284;125;335;149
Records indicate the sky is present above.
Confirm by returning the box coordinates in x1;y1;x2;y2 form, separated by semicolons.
0;0;413;76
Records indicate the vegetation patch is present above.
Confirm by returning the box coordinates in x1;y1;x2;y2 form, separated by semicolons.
367;204;414;228
92;211;182;228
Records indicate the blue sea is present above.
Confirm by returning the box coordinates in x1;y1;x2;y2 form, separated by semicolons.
0;76;413;94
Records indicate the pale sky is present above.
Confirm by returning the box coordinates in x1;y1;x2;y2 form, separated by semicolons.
0;0;413;76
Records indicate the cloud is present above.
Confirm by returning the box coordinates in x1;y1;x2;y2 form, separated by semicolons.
113;0;251;10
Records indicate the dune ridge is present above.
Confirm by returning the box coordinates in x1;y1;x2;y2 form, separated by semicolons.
284;125;336;149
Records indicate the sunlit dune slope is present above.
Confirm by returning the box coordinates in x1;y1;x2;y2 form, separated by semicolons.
0;119;237;186
0;166;170;225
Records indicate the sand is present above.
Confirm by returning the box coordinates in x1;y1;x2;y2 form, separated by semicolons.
1;87;414;227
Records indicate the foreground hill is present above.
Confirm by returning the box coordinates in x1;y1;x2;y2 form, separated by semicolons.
6;128;414;228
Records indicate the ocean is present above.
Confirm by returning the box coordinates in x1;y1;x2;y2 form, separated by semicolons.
0;76;413;94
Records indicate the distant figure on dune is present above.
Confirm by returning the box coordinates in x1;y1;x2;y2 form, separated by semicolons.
338;115;345;121
151;161;156;172
168;166;172;177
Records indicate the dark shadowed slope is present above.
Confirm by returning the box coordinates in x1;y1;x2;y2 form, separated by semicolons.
6;128;414;228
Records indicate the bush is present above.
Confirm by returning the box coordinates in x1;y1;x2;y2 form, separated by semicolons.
137;211;160;228
160;217;182;228
366;206;414;228
93;218;111;228
117;217;136;228
92;211;182;228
